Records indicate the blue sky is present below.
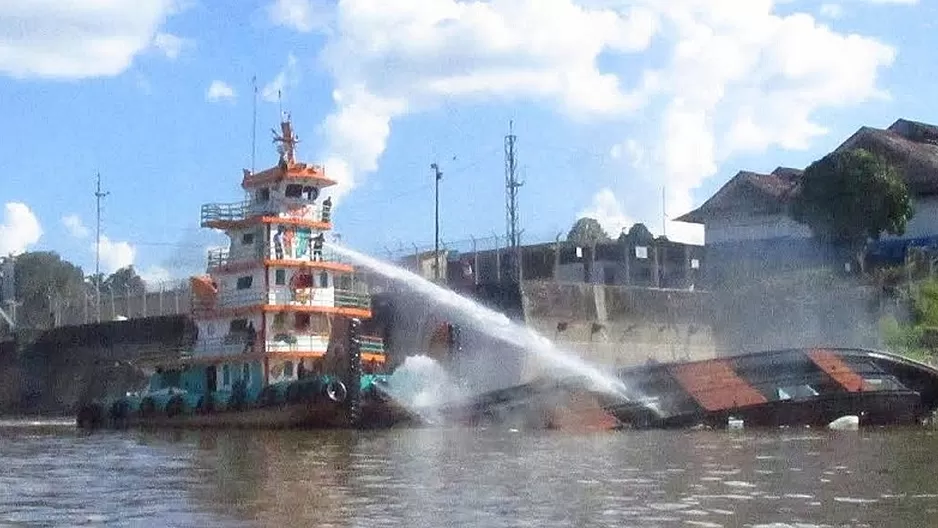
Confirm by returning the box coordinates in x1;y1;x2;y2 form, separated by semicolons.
0;0;934;285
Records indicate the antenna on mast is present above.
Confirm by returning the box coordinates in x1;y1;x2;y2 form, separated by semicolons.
662;186;667;238
278;89;283;121
251;75;258;175
94;172;109;323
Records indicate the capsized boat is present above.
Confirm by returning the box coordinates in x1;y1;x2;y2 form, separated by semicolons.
76;118;415;430
442;347;938;430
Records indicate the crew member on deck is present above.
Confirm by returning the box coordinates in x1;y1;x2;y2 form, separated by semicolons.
312;233;325;261
321;196;332;223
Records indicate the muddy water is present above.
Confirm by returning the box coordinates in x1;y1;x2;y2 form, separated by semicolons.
2;421;937;527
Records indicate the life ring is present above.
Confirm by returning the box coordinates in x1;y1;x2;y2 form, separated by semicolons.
109;400;130;425
196;394;215;414
76;403;104;429
326;380;347;403
166;396;186;418
139;397;157;417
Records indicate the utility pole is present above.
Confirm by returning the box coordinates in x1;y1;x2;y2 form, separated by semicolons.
505;121;523;281
431;162;443;281
94;172;109;323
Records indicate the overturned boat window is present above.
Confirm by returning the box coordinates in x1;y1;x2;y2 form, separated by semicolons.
861;375;907;391
777;384;819;400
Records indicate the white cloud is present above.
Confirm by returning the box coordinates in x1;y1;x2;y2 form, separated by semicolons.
139;265;174;291
206;80;237;102
0;0;183;79
0;203;42;256
609;139;646;169
820;4;844;18
267;0;330;32
276;0;898;244
62;214;89;239
94;236;136;274
579;189;634;238
262;54;299;103
152;32;190;59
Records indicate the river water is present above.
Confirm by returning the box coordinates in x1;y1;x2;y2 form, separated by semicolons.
2;420;938;527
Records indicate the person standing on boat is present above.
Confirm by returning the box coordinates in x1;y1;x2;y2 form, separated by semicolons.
245;321;257;354
273;226;285;259
312;233;325;261
321;196;332;223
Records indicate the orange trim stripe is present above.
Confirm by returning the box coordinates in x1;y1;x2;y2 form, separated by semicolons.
807;349;868;392
193;304;372;319
203;217;332;230
669;359;767;412
208;259;354;275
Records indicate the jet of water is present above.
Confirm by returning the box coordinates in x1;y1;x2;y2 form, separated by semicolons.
378;355;466;424
329;243;634;400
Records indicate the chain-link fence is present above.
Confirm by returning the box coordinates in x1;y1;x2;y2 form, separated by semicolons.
47;279;192;327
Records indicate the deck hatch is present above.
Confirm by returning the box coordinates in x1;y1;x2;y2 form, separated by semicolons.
668;360;767;412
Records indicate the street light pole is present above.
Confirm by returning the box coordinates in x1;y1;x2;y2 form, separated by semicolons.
431;163;443;281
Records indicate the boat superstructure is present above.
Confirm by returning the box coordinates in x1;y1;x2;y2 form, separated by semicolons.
77;118;410;429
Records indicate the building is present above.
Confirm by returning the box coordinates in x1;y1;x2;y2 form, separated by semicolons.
436;224;703;290
676;118;938;284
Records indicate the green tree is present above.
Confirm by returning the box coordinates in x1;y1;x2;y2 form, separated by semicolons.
790;148;913;272
13;251;86;329
566;217;610;246
102;266;146;296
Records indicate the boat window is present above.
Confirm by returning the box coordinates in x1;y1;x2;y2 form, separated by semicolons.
862;376;906;391
242;363;251;385
733;350;841;400
295;313;311;331
222;364;230;386
229;319;248;333
256;188;270;202
241;232;255;245
275;269;286;285
236;275;253;289
319;271;329;288
285;184;303;198
777;384;819;400
284;361;294;378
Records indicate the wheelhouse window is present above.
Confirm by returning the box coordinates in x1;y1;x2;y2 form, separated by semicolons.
319;271;329;288
256;188;270;202
222;364;231;386
242;363;251;384
295;313;311;331
241;232;255;245
285;184;304;198
275;269;286;285
236;275;253;289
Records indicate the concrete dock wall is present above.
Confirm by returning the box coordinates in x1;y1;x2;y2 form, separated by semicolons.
519;281;718;379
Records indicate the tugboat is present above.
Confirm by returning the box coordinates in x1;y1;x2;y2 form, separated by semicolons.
77;117;413;430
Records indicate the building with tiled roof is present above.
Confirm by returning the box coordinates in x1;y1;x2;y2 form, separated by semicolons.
676;118;938;283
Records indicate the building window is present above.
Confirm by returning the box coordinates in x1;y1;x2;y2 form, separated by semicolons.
690;258;700;270
295;313;311;331
242;232;255;245
285;184;303;198
275;269;286;285
236;275;253;289
635;246;648;259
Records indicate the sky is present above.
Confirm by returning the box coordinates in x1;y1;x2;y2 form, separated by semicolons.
0;0;935;286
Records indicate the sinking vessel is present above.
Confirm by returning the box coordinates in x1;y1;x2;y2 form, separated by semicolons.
445;347;938;430
77;118;412;430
